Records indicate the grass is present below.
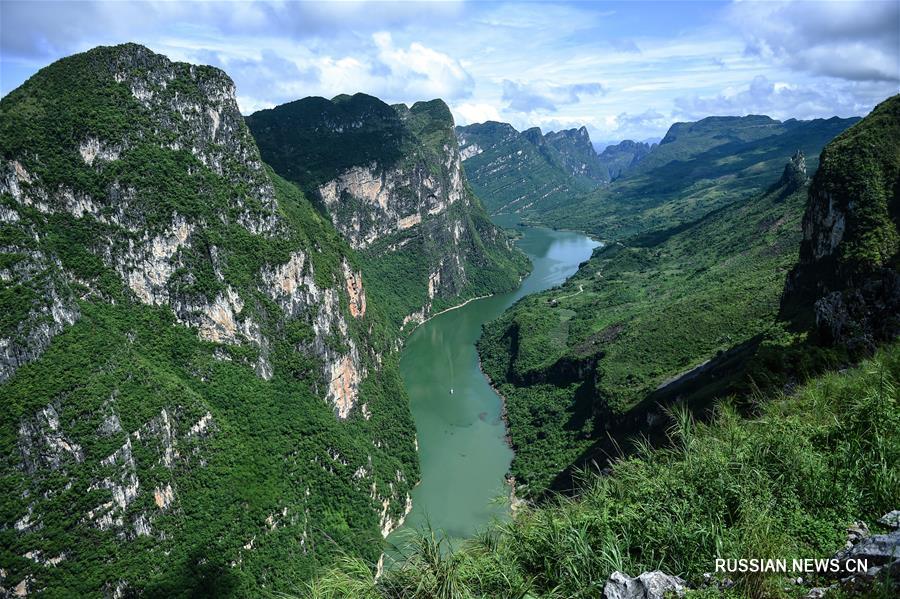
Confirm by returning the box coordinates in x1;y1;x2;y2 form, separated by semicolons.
478;178;813;494
304;342;900;598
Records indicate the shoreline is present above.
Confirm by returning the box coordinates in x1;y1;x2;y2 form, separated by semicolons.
477;352;514;450
403;292;494;335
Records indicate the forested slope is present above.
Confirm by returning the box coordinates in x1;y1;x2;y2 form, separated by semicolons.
0;44;418;596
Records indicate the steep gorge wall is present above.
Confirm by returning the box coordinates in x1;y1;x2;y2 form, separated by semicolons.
0;44;417;596
248;95;529;332
783;95;900;352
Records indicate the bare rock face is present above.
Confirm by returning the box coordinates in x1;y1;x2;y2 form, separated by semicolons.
247;94;527;328
782;96;900;351
878;510;900;529
603;570;687;599
1;44;418;595
0;44;281;380
316;152;464;250
770;149;808;198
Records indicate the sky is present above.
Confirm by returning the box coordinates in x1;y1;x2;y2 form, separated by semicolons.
2;0;898;144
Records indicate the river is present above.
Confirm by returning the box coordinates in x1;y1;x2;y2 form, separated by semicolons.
386;216;600;557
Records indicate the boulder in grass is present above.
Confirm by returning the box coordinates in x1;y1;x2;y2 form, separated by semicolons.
603;570;687;599
877;510;900;529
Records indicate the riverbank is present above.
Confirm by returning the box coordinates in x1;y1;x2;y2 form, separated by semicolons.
403;293;494;335
387;224;599;549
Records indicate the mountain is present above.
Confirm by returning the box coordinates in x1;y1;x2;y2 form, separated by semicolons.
596;139;655;180
247;95;528;331
783;95;900;352
530;114;861;240
541;126;611;188
478;156;814;493
477;101;895;497
0;44;418;595
455;122;608;214
314;96;900;599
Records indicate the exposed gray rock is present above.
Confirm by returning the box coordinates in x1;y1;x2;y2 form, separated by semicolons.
878;510;900;529
778;150;808;195
18;404;84;474
845;520;870;548
603;570;687;599
834;529;900;566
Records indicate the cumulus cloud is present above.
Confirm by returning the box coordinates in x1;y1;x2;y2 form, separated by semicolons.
370;32;474;100
452;102;503;125
501;80;606;113
613;109;669;130
0;0;466;59
673;75;887;121
2;0;894;140
731;0;900;82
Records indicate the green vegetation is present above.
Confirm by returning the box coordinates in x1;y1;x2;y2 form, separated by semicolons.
801;95;899;271
307;342;900;598
478;176;813;493
0;299;415;596
245;93;411;190
1;44;418;596
248;94;529;331
529;115;859;240
455;122;604;215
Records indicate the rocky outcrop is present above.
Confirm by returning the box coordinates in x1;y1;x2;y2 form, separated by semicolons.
315;153;464;249
542;126;610;186
16;401;214;541
808;511;900;597
260;250;366;416
782;95;900;352
1;44;418;595
596;139;655;181
456;121;607;214
249;94;527;328
603;570;687;599
769;149;808;198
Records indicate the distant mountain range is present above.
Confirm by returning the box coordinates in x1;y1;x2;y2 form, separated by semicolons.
456;123;656;214
542;114;861;239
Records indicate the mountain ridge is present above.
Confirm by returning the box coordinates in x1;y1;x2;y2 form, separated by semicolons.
0;43;419;596
248;93;529;332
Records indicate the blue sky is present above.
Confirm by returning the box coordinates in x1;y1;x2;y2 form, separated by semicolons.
2;0;898;143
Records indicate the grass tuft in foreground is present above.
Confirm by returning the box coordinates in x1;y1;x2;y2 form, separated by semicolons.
302;342;899;598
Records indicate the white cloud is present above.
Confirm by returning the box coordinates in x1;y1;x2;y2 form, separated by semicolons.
730;0;900;82
673;75;885;121
452;102;503;125
371;32;474;100
501;80;606;113
2;0;896;142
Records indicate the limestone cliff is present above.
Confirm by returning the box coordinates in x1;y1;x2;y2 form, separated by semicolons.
0;44;417;595
783;95;900;352
248;94;528;330
455;121;607;214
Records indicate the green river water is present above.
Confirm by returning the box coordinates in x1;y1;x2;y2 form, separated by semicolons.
387;217;600;556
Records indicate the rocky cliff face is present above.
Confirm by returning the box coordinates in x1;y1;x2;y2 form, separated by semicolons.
455;121;607;214
543;126;611;186
783;95;900;352
248;95;528;329
596;139;655;181
0;44;417;595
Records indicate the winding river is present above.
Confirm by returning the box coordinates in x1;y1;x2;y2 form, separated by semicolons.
387;216;600;556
